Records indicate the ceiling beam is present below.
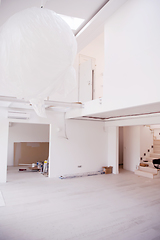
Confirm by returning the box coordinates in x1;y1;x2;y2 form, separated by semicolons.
0;95;82;109
76;0;129;52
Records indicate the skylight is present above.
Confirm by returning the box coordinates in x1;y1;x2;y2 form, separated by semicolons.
58;14;85;31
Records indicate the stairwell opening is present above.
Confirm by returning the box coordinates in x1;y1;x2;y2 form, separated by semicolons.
121;125;160;178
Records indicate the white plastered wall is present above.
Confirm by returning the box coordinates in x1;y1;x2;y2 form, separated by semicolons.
8;123;49;166
0;107;108;182
103;0;160;109
49;119;108;178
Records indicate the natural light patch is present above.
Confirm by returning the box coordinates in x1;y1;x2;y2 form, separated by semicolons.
58;14;85;30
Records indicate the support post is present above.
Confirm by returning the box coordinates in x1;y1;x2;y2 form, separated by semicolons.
107;126;119;174
0;120;9;183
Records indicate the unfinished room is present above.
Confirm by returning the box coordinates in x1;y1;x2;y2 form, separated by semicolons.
0;0;160;240
8;122;50;179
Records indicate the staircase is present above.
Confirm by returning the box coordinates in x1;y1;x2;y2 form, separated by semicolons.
135;139;160;179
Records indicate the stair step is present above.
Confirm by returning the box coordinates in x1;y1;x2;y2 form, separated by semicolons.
135;170;158;179
150;153;160;158
139;166;158;174
153;149;160;154
142;160;154;167
143;157;153;162
153;151;160;154
153;145;160;148
153;140;160;145
153;172;160;179
147;162;154;167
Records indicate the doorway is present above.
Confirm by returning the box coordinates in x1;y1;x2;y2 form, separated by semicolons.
78;54;96;102
7;122;50;181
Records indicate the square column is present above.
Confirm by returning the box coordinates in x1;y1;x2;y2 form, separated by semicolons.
107;126;119;174
0;120;9;183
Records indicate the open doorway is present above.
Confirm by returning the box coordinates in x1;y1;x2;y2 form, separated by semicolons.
120;125;159;174
78;54;96;102
78;32;104;101
7;122;50;181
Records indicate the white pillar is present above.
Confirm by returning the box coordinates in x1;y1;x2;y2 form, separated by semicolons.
48;123;52;178
48;123;57;178
107;126;119;174
0;119;9;183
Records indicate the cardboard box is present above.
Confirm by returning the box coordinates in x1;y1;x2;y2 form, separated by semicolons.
102;166;113;174
140;163;149;167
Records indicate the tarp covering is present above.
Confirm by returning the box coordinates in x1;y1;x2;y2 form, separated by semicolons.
0;7;77;117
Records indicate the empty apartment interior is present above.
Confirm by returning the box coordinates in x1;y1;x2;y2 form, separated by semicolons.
1;0;160;239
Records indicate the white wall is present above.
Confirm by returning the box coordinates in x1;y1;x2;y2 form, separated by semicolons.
123;126;140;172
0;107;108;181
0;119;9;182
49;119;108;178
79;33;104;99
8;123;49;166
140;126;153;160
104;0;160;109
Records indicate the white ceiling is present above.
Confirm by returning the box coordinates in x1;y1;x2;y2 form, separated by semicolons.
0;0;129;39
0;0;108;35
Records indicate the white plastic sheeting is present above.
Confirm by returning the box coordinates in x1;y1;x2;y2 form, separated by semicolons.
0;7;77;117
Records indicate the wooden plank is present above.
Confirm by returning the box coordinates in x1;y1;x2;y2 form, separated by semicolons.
14;142;49;166
139;166;158;174
135;170;154;179
150;153;160;158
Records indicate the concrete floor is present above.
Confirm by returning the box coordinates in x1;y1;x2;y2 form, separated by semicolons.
0;167;160;240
